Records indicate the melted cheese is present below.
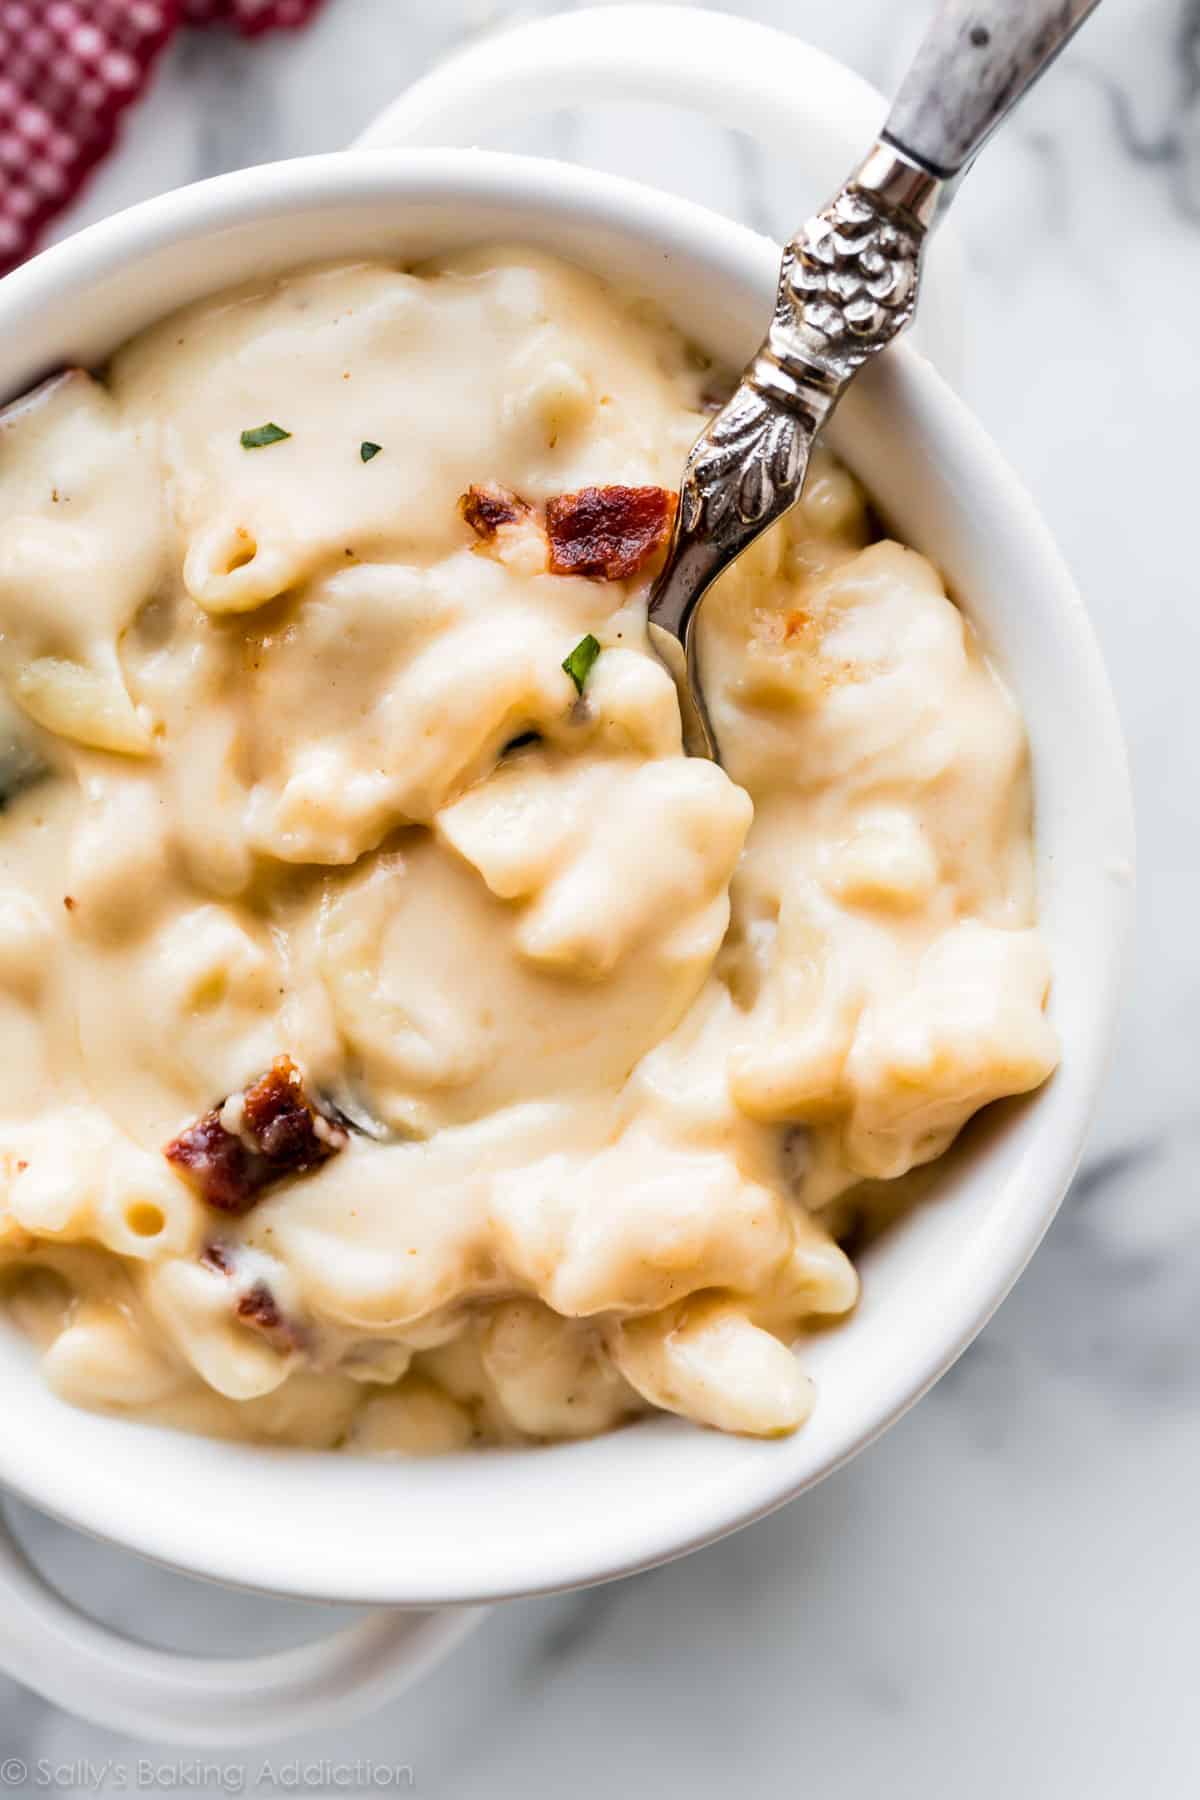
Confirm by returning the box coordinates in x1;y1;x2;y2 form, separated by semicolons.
0;250;1057;1448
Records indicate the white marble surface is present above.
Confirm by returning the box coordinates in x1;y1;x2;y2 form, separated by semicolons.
4;0;1198;1792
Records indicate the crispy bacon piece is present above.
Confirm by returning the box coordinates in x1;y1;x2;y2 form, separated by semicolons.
459;483;531;540
200;1244;302;1349
165;1057;347;1215
236;1280;284;1332
235;1279;303;1351
545;485;677;581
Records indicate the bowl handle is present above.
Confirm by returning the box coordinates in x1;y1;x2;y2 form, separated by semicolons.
0;1507;486;1746
354;3;881;176
352;3;962;378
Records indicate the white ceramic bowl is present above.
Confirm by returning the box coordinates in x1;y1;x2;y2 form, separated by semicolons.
0;6;1131;1746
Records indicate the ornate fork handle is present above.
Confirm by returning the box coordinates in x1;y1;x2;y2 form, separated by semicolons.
650;0;1103;759
650;145;937;753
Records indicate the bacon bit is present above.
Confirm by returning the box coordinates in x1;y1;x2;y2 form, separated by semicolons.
167;1112;252;1213
165;1056;348;1215
233;1274;300;1346
460;483;531;540
545;485;676;581
236;1280;285;1334
200;1244;301;1349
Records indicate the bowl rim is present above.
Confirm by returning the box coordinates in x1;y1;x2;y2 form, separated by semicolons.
0;145;1134;1606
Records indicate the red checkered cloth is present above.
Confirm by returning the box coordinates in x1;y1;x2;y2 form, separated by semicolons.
0;0;329;276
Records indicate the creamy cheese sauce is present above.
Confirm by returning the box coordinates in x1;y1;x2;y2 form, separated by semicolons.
0;250;1057;1449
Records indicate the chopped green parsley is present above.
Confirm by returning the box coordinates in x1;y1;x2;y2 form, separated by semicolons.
562;634;601;694
240;422;291;449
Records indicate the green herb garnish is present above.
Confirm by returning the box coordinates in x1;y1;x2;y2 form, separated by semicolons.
240;422;291;449
360;441;383;463
562;634;601;694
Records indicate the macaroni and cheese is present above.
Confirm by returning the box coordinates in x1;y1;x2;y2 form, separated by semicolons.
0;250;1058;1449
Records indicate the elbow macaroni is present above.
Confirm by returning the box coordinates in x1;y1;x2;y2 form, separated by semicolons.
0;249;1057;1451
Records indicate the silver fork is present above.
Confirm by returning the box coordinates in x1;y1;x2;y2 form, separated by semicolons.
649;0;1101;759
